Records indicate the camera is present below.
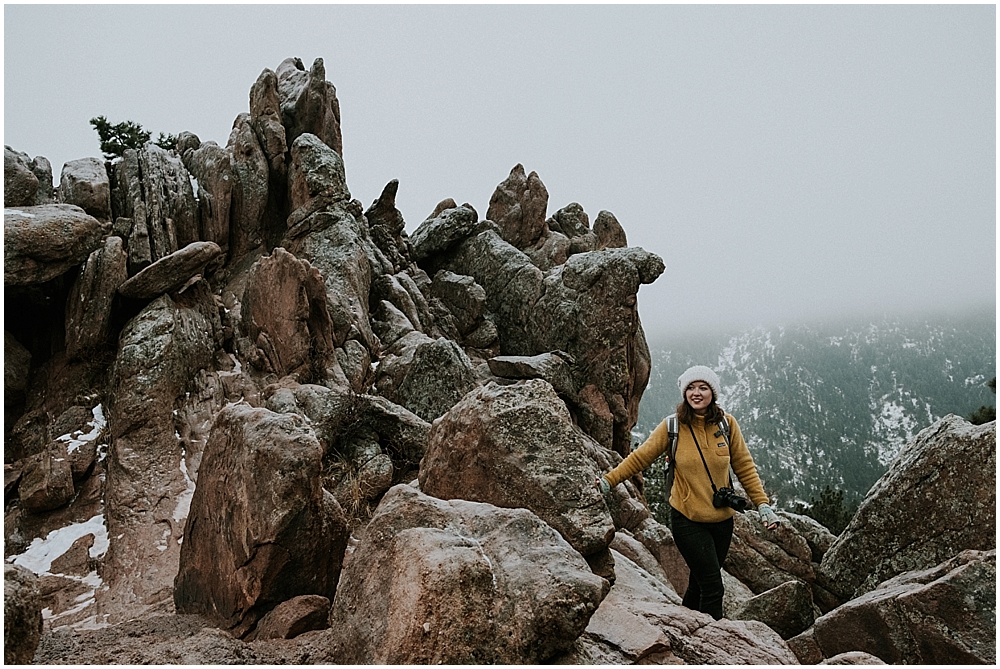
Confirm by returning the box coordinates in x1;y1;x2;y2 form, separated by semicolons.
713;486;750;512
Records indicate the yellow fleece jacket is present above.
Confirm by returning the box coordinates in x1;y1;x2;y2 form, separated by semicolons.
604;413;769;523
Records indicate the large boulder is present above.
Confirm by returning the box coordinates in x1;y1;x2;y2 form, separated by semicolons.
262;382;430;467
803;549;995;664
726;511;817;595
240;247;336;383
780;510;838;564
486;163;549;250
377;336;480;422
248;67;288;177
118;241;223;299
529;247;663;454
819;416;996;600
177;137;233;251
30;155;56;204
566;547;798;664
359;393;432;464
102;287;219;621
287;132;349;215
440;225;544;355
429;269;487;334
65;236;128;359
4;564;43;664
439;220;663;455
227;112;270;259
419;379;615;557
112;145;199;267
369;273;426;335
548;201;592;240
284;198;382;356
18;447;75;512
328;484;608;664
174;403;350;638
593;209;628;249
5;145;39;206
4;204;104;285
58;157;111;220
487;351;576;397
734;579;817;640
250;595;330;641
364;179;409;272
5;147;54;206
409;204;479;262
276;57;343;157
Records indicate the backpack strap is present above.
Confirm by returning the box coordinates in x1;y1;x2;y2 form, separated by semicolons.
715;415;731;445
714;413;739;488
667;414;679;456
663;414;679;505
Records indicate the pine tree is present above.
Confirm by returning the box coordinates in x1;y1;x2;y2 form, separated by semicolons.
89;116;177;160
796;485;858;535
968;377;996;425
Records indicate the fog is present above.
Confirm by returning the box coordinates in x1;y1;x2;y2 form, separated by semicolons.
5;4;995;335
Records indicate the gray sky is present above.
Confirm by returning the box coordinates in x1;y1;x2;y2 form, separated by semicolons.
5;4;995;337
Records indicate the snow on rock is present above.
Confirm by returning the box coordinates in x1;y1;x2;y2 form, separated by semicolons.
7;514;109;574
55;404;106;454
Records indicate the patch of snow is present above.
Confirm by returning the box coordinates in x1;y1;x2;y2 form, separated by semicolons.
80;570;103;589
964;373;987;387
55;404;106;454
174;450;196;523
7;515;109;574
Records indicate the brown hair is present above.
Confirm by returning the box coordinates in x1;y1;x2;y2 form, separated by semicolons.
676;397;726;425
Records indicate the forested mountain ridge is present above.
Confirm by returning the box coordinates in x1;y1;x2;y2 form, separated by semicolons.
636;309;995;510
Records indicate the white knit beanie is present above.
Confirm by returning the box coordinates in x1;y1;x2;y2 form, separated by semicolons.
677;365;721;401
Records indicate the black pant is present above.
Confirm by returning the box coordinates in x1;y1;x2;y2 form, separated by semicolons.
669;506;734;620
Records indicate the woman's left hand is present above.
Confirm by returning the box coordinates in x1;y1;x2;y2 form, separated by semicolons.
758;503;780;530
594;477;611;495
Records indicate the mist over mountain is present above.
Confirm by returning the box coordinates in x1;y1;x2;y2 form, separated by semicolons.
635;308;996;509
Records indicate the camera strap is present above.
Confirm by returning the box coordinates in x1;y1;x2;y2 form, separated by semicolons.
688;424;721;494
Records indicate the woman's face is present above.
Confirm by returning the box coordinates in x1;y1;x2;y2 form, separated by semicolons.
685;381;713;414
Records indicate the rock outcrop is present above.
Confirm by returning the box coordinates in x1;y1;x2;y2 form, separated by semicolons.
5;55;992;666
819;415;996;601
58;157;111;220
327;484;608;664
5;145;45;206
102;287;220;621
419;379;615;558
174;404;349;638
5;563;44;664
792;549;995;664
240;247;336;383
4;204;105;285
565;547;797;664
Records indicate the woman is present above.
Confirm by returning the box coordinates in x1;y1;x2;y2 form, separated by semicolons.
596;365;779;620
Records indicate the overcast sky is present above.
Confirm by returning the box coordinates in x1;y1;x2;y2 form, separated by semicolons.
5;4;995;337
